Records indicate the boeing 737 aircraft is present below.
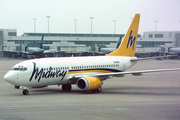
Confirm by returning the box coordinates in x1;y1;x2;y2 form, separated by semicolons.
4;14;180;95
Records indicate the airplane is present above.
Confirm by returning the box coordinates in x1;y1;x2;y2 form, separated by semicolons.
24;35;44;58
4;14;180;95
100;36;122;54
167;47;180;58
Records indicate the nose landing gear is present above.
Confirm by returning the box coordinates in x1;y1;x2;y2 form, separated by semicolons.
22;90;29;95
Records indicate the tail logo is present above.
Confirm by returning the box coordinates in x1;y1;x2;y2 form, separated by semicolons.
126;30;136;51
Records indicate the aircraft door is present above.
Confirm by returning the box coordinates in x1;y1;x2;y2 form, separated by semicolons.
16;73;18;80
81;64;85;72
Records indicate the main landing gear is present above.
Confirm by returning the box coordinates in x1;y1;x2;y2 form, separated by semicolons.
62;84;72;91
92;87;102;93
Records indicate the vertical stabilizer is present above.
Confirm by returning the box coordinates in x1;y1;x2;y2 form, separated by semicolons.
116;36;122;49
39;35;44;49
106;14;140;57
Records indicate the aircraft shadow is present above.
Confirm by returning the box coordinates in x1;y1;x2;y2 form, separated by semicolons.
12;86;180;96
101;86;180;96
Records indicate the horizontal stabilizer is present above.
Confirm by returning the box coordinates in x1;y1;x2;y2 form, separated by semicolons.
131;55;177;62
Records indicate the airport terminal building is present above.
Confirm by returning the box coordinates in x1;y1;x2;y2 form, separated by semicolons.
0;29;125;53
0;28;180;57
136;31;180;53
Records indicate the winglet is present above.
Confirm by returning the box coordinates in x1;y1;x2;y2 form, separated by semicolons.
106;14;140;57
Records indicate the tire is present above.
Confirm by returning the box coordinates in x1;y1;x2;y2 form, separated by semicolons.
22;90;29;95
92;87;102;93
62;84;72;91
66;84;72;91
97;87;102;92
62;85;67;91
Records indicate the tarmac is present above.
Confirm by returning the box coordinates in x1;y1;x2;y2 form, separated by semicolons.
0;57;180;120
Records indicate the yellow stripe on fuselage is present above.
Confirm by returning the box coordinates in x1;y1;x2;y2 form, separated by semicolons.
68;69;119;74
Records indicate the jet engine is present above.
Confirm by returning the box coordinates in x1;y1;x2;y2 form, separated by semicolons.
76;77;102;91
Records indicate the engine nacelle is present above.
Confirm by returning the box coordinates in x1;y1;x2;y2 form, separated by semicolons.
76;77;102;90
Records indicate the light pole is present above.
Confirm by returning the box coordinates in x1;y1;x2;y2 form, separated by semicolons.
154;21;158;31
74;19;78;34
113;20;117;34
46;16;51;33
33;18;37;33
90;17;94;35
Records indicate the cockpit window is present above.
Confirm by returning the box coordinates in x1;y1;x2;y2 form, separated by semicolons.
24;68;27;71
11;67;27;71
11;68;20;70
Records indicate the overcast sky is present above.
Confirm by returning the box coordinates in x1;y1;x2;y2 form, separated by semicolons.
1;0;180;36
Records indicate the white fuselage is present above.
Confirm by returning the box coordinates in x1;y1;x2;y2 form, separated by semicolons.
26;47;44;55
4;56;137;87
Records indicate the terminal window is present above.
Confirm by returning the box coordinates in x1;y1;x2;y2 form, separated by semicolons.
8;32;16;36
155;34;163;38
149;34;153;38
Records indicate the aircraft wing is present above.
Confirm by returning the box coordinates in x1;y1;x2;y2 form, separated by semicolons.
71;68;180;80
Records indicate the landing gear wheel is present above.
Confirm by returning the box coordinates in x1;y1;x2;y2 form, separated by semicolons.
62;84;72;91
97;87;102;92
62;85;66;91
92;87;102;93
22;90;29;95
66;84;72;91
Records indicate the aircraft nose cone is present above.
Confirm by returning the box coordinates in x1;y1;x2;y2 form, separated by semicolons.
4;72;9;81
4;72;14;84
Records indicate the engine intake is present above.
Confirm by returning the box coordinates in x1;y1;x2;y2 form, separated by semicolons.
76;77;102;90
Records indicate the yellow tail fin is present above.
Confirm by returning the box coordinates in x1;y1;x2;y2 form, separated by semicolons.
106;14;140;57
